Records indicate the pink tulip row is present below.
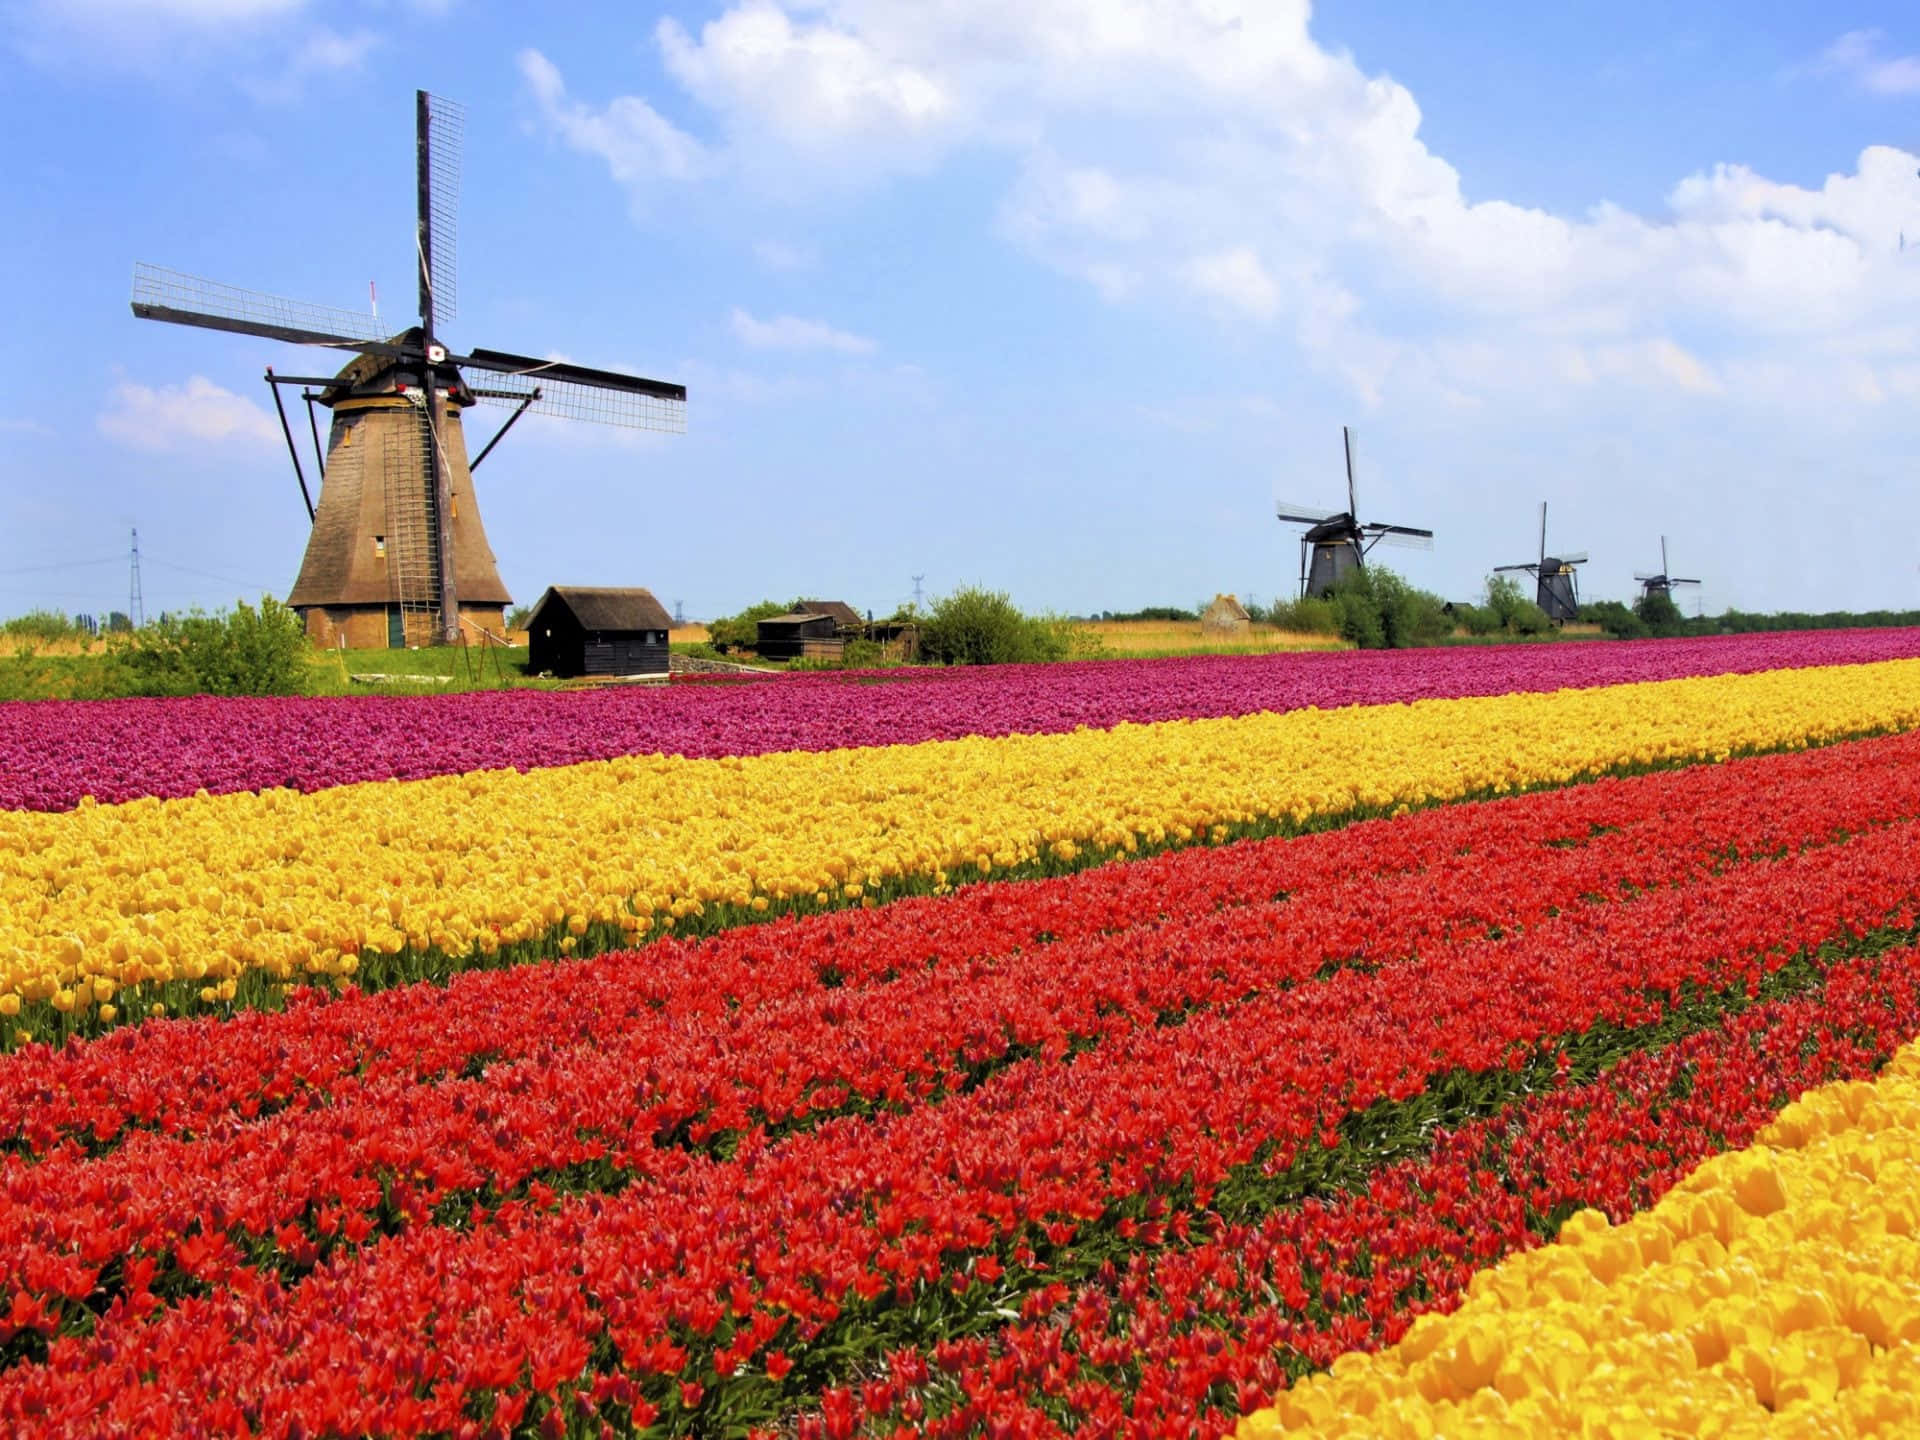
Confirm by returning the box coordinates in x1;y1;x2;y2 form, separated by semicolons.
4;629;1918;812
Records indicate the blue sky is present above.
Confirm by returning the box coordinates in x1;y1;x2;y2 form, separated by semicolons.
2;0;1918;622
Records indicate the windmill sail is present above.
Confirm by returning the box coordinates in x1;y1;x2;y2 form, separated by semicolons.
461;349;688;432
418;91;463;328
132;265;396;354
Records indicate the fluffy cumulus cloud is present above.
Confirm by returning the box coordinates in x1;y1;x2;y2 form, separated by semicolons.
97;377;280;453
12;0;386;93
518;1;1920;423
1819;29;1920;96
729;307;877;354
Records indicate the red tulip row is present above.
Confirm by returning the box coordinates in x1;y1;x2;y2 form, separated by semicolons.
818;943;1920;1440
5;800;1919;1435
3;756;1874;1355
14;727;1920;1165
6;731;1919;1362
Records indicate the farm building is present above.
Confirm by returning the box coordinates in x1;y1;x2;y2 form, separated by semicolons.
1201;594;1252;636
796;599;865;631
525;586;672;679
756;610;845;661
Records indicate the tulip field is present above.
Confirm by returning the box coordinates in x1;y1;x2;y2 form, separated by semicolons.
9;632;1920;1436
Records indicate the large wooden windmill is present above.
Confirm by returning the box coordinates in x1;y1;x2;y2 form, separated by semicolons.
1493;501;1588;624
131;91;686;648
1636;536;1700;603
1275;427;1433;598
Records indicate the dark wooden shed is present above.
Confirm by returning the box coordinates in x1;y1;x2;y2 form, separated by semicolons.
526;586;673;679
796;599;865;631
756;611;844;661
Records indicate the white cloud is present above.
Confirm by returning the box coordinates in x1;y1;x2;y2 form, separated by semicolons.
1181;246;1281;321
729;306;877;354
1818;29;1920;96
658;4;953;147
753;239;816;271
97;377;280;453
238;24;376;101
524;2;1920;419
14;0;375;93
519;48;710;187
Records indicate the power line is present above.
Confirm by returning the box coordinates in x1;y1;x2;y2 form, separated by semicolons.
0;556;123;577
143;556;278;592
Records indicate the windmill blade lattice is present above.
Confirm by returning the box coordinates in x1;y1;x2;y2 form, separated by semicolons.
132;264;395;354
1366;528;1434;551
420;92;463;327
462;351;687;433
1274;500;1343;524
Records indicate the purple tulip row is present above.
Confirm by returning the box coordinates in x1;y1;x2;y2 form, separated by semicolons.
4;629;1917;813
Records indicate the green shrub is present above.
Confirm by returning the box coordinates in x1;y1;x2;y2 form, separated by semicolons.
1509;599;1553;636
110;596;311;697
841;636;887;668
1578;600;1648;640
1;609;91;643
918;586;1072;666
1320;566;1448;650
1634;588;1686;637
1452;602;1501;636
1265;595;1340;635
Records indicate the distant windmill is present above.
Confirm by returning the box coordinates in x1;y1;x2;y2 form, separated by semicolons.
1493;501;1587;624
1635;536;1700;603
1275;426;1433;599
131;90;687;649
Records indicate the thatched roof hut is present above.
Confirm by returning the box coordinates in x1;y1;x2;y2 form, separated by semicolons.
1200;594;1252;635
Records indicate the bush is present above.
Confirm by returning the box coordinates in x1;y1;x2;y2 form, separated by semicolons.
1322;566;1449;650
918;586;1073;666
1579;600;1649;640
1;609;91;643
1452;602;1501;637
706;600;793;652
110;596;311;697
1509;599;1553;636
1634;588;1686;637
1264;595;1340;636
1103;606;1197;623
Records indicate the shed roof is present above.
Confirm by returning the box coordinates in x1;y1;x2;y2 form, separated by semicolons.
759;611;836;628
530;586;673;632
1202;594;1251;623
796;599;864;628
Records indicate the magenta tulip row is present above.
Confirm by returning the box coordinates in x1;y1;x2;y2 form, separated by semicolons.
4;629;1917;812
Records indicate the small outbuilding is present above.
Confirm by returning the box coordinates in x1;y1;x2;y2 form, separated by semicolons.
795;599;865;632
756;610;844;661
526;586;673;679
1200;593;1252;636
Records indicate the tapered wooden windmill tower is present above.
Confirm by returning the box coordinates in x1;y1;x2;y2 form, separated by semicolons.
131;91;686;648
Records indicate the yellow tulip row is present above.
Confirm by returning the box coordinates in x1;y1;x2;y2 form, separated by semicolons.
4;657;1920;1022
1234;1039;1920;1440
